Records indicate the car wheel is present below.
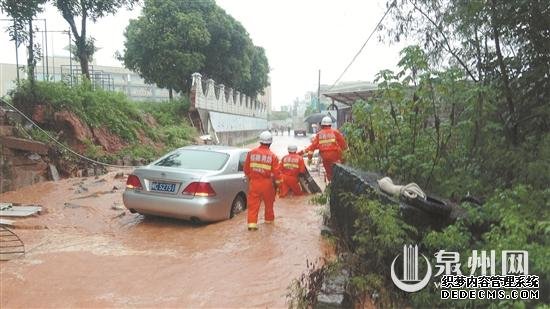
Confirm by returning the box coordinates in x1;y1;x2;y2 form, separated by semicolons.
230;194;246;218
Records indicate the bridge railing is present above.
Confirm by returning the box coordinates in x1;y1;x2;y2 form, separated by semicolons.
190;73;267;118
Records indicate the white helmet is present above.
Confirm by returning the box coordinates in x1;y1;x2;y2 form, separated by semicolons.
288;145;297;153
259;131;272;144
321;116;332;126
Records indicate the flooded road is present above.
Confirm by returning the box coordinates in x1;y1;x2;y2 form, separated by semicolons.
0;133;329;308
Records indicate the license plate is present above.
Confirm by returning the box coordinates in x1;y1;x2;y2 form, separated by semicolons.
150;182;176;193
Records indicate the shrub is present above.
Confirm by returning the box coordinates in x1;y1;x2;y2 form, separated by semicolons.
334;45;549;307
8;81;197;164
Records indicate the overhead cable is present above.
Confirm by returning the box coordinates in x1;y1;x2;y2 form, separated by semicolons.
328;1;396;91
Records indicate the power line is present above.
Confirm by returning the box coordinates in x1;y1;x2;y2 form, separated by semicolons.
328;1;396;91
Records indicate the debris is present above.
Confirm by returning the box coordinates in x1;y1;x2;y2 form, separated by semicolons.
85;168;95;177
64;202;82;209
112;185;119;191
114;172;124;179
320;225;334;237
0;226;25;260
0;136;49;154
0;205;42;217
122;156;132;166
316;269;351;309
28;153;41;161
0;219;15;226
49;164;60;181
111;203;125;211
111;212;126;219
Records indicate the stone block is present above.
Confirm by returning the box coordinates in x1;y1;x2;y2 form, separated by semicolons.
0;126;14;136
0;136;49;154
316;269;350;309
49;164;60;181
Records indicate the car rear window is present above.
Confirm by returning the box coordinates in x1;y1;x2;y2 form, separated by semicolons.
154;150;229;170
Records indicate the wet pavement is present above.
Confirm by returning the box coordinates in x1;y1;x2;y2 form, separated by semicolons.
0;133;330;308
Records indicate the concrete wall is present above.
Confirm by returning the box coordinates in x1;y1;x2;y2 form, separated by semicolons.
190;73;268;146
215;130;262;147
190;73;268;118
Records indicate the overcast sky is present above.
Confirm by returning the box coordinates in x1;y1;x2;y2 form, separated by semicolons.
0;0;408;109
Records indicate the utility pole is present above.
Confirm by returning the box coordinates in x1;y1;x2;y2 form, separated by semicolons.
14;20;20;84
317;69;321;112
43;19;48;79
68;30;73;86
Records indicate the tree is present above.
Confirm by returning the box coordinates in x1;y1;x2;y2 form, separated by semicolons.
54;0;138;80
121;0;270;97
383;0;549;145
0;0;46;85
121;0;211;98
240;46;270;97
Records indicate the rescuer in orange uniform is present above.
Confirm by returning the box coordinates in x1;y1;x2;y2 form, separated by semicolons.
300;116;347;182
279;145;306;198
244;131;280;231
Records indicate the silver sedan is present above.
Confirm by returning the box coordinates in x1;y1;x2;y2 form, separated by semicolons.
123;145;249;223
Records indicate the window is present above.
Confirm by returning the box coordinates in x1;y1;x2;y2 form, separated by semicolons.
238;151;248;172
154;150;229;170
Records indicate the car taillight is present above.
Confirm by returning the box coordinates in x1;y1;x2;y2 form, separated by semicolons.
126;174;142;189
182;182;216;197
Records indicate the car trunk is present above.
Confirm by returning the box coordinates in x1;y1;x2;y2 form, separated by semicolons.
132;166;219;199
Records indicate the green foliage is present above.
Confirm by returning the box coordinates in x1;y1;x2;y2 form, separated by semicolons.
154;125;195;150
0;0;45;84
121;0;270;96
118;144;159;162
11;80;142;142
343;193;415;305
121;0;210;94
343;45;549;196
338;45;549;307
54;0;139;79
410;186;550;307
286;259;339;308
0;0;45;47
134;99;190;126
384;0;549;146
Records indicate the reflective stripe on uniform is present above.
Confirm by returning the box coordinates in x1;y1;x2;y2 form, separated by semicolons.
319;138;336;144
248;223;258;228
250;162;272;170
283;163;300;169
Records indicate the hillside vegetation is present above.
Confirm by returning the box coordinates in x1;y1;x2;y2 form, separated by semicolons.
8;81;197;166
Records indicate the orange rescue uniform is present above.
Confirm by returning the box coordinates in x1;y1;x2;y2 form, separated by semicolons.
243;145;280;227
279;153;306;197
304;127;347;181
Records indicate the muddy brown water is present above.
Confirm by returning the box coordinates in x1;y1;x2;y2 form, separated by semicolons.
0;134;330;308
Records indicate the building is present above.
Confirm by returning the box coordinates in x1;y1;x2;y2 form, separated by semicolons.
0;56;171;101
258;79;272;114
322;81;378;127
